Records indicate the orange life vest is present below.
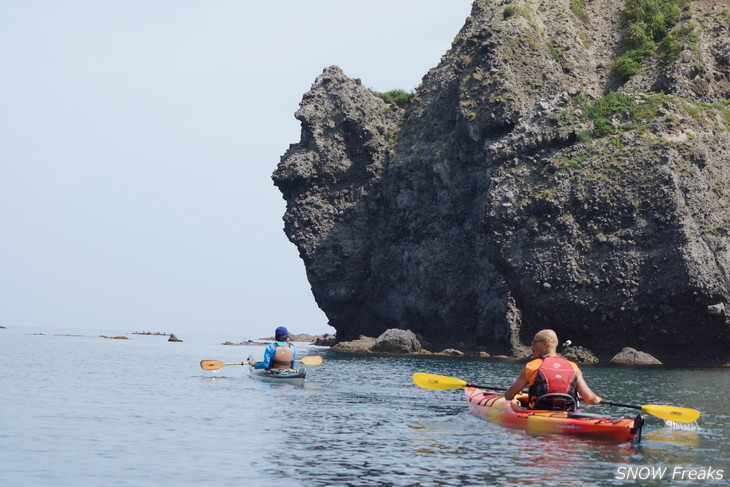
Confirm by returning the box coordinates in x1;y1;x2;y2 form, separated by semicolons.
526;355;578;408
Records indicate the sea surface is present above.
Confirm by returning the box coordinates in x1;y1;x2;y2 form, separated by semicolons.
1;326;728;487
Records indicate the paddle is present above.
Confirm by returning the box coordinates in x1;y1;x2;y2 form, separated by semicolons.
412;373;700;423
601;400;700;424
412;372;508;391
200;355;323;370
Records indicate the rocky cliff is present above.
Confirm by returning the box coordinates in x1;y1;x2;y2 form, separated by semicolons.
273;0;730;364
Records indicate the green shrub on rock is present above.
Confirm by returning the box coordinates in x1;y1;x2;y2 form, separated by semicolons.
616;0;690;82
373;89;415;109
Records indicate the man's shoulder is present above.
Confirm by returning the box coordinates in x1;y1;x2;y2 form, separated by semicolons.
525;357;543;370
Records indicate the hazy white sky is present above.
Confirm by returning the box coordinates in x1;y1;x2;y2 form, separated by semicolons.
0;0;472;339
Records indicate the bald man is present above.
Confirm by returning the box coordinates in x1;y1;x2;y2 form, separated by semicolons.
504;329;602;409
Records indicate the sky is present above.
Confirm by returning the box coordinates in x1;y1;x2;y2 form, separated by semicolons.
0;0;473;339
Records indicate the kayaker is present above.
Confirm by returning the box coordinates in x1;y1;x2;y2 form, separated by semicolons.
247;326;298;370
503;329;602;410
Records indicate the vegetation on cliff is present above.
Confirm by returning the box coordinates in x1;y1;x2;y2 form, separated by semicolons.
617;0;691;82
373;89;415;109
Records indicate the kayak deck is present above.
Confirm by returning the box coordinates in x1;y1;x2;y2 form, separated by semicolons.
465;387;643;442
248;366;306;385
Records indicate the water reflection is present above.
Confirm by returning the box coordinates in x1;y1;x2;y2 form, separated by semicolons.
408;413;639;485
643;429;700;447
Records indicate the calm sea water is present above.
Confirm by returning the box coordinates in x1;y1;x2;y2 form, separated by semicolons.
1;327;728;487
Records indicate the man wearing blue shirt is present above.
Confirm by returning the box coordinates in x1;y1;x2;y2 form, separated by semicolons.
248;326;297;369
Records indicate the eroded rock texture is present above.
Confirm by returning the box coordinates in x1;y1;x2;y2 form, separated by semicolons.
273;0;730;364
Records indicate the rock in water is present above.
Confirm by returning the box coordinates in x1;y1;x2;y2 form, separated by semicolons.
610;347;662;365
371;329;422;353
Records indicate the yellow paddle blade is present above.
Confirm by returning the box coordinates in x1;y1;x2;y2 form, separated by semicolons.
412;373;468;390
200;360;243;370
200;360;225;370
642;404;700;424
298;355;323;366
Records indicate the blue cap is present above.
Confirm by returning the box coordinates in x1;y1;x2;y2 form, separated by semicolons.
275;326;288;337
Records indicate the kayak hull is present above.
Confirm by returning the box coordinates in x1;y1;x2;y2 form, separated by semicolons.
248;366;306;385
465;387;643;442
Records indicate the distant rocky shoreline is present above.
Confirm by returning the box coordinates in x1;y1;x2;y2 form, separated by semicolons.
222;333;336;346
6;325;725;365
313;328;707;366
215;328;730;366
225;328;685;365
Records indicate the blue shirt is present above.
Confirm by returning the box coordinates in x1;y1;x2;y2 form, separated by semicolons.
253;341;297;369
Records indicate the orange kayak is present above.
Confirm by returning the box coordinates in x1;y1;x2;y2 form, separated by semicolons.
465;387;644;442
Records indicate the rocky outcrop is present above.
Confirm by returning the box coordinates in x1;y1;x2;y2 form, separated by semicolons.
273;0;730;365
258;333;332;343
273;68;404;341
329;329;461;355
223;339;266;346
561;345;599;364
610;347;663;365
439;348;466;356
312;333;337;346
285;333;316;342
371;329;422;353
331;335;378;352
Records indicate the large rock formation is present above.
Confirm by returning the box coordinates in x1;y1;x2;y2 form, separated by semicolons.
273;0;730;364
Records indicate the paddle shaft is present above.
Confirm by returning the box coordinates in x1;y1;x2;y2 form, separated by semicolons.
466;384;509;392
200;356;322;370
601;400;640;410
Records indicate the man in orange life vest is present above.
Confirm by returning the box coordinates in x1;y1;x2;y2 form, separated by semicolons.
503;329;602;409
248;326;297;370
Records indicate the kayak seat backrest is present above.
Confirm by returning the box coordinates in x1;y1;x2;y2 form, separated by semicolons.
516;395;529;409
532;393;577;411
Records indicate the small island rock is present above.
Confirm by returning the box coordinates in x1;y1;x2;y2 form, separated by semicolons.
371;329;422;353
610;347;662;365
